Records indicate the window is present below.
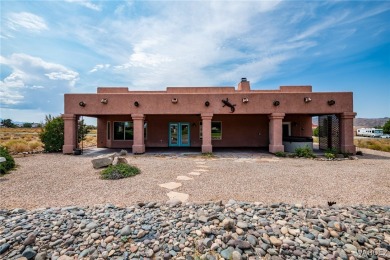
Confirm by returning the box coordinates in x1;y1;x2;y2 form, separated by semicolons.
144;122;148;140
107;122;111;140
199;121;222;140
114;121;133;140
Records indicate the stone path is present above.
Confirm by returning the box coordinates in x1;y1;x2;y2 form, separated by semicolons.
158;159;211;203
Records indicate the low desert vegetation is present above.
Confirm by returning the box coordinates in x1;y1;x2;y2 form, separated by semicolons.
100;163;141;180
355;138;390;152
0;146;16;174
293;146;316;158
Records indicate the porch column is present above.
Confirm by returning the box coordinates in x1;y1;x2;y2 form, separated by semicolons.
201;113;213;153
63;114;77;154
132;114;145;154
340;112;356;154
268;113;285;153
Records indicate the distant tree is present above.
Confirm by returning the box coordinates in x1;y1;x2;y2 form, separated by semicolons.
77;119;93;143
383;120;390;134
313;126;319;137
39;115;64;152
1;119;16;128
22;122;33;128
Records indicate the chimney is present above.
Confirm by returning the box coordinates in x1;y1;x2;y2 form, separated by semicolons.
238;78;250;91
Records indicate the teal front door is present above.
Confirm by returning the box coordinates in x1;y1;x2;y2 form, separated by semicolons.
169;123;190;147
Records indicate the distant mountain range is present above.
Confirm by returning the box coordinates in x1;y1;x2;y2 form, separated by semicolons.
313;117;389;128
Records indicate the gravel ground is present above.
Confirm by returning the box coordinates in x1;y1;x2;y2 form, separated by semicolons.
0;149;389;209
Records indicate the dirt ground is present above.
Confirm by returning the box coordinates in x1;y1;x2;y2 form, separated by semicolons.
1;148;389;209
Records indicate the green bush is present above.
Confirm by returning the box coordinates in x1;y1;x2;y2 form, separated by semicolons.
275;151;287;157
101;164;141;180
324;152;336;159
39;115;64;152
294;146;316;158
0;146;16;174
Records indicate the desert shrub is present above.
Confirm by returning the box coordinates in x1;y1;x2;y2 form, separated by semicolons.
100;164;140;180
355;139;390;152
0;146;15;174
39;115;64;152
324;152;336;159
294;146;316;158
28;141;42;151
275;151;287;157
4;140;29;153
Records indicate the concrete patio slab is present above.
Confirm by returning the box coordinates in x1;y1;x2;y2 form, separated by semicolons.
177;176;193;181
159;182;182;190
188;172;201;176
167;191;189;203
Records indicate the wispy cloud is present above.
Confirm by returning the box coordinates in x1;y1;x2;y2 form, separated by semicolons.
65;0;101;11
89;64;111;73
6;12;48;32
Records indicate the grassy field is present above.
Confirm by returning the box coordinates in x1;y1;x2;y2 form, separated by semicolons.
0;128;97;153
354;138;390;152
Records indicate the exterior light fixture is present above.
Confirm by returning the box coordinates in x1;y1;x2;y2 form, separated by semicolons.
192;123;197;127
134;101;139;107
79;101;86;107
273;100;280;106
242;98;249;103
304;97;312;103
171;98;178;104
328;100;336;106
205;101;210;107
100;98;108;104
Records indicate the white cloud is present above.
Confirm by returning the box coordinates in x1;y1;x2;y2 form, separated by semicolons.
7;12;48;32
0;54;79;110
89;64;111;73
65;0;101;11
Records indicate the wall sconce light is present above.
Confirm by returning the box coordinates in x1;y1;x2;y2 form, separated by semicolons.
327;100;336;106
242;98;249;103
192;123;197;127
79;101;86;107
100;98;108;104
205;101;210;107
273;100;280;106
134;101;139;107
171;98;178;104
304;97;312;103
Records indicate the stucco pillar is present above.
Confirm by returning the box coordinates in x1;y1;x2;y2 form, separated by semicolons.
340;112;356;154
62;114;77;154
268;113;285;153
132;114;145;154
201;113;213;153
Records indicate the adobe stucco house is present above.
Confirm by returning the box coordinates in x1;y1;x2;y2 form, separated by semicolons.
63;79;356;154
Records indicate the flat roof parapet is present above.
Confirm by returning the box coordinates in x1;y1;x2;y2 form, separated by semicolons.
279;86;312;92
166;87;236;93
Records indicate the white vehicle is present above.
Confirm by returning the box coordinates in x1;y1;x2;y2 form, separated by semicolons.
381;134;390;139
357;128;383;138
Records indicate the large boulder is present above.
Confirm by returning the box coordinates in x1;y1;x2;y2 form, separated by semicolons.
91;157;113;169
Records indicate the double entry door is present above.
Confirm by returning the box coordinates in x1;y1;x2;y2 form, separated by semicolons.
169;122;190;147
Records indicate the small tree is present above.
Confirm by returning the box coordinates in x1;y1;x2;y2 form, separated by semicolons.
22;122;33;128
39;115;64;152
1;119;16;128
0;146;15;174
383;120;390;134
313;126;319;137
77;119;92;143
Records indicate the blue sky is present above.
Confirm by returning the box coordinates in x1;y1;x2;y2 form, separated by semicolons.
1;0;389;123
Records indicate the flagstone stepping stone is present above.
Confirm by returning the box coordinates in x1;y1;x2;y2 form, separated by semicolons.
195;169;209;172
177;176;193;181
188;172;201;176
158;182;182;190
167;191;189;202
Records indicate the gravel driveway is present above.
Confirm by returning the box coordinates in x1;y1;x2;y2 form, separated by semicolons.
1;148;389;209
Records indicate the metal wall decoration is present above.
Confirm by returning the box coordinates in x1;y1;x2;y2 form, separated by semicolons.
79;101;86;107
171;98;178;104
222;98;236;113
100;98;108;104
273;100;280;106
134;101;139;107
242;98;249;103
205;101;210;107
327;100;336;106
304;97;312;103
319;114;340;151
